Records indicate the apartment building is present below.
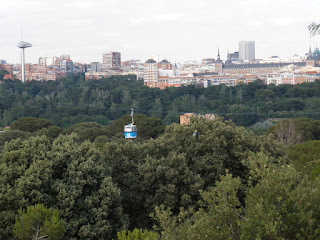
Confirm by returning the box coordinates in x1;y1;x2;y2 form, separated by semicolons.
103;51;121;70
143;59;158;88
266;72;319;85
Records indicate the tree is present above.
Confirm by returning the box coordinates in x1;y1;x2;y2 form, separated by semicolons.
63;122;110;142
13;204;65;240
36;126;63;140
10;117;54;133
0;130;31;150
0;134;128;239
309;22;320;36
101;117;285;229
287;140;320;178
268;118;320;145
269;119;302;146
0;69;9;80
117;229;159;240
155;152;320;240
107;114;164;139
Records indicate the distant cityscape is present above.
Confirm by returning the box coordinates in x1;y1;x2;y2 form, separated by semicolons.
1;40;320;89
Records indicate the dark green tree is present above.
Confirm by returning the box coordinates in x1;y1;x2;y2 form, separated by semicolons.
63;122;109;142
102;117;284;229
0;70;9;80
0;130;31;150
287;140;320;178
0;134;128;240
156;152;320;240
10;117;54;133
107;114;164;139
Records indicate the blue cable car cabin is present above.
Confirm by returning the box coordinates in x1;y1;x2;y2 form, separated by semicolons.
124;124;137;139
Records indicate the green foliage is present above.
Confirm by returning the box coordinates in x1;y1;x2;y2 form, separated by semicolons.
63;122;110;142
0;69;9;80
107;114;164;139
155;173;242;240
156;152;320;240
102;117;284;229
13;204;65;240
58;114;109;129
10;117;54;133
163;110;180;125
309;22;320;36
2;76;320;128
241;153;320;240
268;118;320;145
0;130;32;150
0;134;127;239
116;229;159;240
247;120;274;135
287;140;320;177
36;126;63;139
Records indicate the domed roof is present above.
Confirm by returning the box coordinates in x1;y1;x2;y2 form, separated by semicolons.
145;59;157;63
159;59;170;64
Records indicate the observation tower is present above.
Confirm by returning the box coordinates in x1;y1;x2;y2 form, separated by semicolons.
17;41;32;83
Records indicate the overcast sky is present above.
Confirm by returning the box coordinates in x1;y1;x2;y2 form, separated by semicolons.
1;0;320;64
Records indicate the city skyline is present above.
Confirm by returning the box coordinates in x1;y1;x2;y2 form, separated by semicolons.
1;0;320;64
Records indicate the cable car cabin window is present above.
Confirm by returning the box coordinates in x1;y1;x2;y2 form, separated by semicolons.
124;125;137;132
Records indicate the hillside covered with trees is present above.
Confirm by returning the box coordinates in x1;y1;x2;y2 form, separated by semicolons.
1;74;320;128
2;76;320;239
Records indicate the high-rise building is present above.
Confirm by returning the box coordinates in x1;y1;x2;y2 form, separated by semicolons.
102;51;121;70
143;59;158;88
60;59;73;78
239;41;255;61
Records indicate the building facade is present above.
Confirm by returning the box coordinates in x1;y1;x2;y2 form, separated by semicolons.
143;59;158;88
102;52;121;70
60;59;74;78
266;72;319;85
239;41;255;61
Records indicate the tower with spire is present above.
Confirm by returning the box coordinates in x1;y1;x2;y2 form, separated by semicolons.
306;45;316;67
216;47;222;63
214;47;223;74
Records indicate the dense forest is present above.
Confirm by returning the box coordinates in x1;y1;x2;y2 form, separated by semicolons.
1;116;320;239
2;76;320;239
1;74;320;128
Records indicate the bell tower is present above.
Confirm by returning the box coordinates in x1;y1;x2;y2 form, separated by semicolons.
214;47;223;74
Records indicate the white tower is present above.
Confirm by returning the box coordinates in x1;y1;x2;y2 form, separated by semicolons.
17;41;32;83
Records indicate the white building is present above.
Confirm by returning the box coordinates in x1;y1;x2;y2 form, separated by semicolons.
38;57;58;66
266;72;319;85
239;41;255;61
